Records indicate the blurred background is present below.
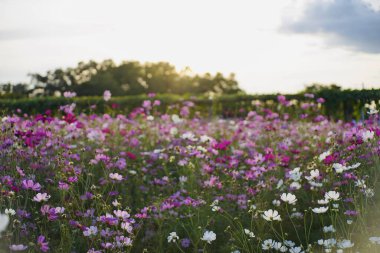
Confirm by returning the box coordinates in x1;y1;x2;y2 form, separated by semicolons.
0;0;379;107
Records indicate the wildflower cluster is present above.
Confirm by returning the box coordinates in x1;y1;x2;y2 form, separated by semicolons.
0;92;380;252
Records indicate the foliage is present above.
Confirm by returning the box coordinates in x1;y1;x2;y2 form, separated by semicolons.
8;60;242;97
1;86;380;120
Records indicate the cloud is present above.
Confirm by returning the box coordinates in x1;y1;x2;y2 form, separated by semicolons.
281;0;380;53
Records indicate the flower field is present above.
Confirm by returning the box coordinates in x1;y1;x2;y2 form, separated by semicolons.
1;92;380;253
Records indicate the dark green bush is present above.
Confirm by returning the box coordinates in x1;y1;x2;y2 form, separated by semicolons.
0;89;379;120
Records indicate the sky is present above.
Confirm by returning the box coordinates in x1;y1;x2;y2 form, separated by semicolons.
1;0;380;94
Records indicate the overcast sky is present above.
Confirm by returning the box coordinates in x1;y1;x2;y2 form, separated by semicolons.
1;0;380;93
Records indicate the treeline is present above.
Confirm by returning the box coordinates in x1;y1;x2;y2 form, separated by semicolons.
0;59;242;98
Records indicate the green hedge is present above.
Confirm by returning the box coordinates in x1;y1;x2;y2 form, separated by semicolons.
0;89;379;120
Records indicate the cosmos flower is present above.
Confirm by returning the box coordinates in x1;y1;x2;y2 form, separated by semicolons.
312;206;329;214
201;231;216;244
9;244;28;251
63;91;77;98
362;130;374;142
262;209;282;221
83;226;98;237
103;90;111;101
325;191;340;202
109;173;123;181
33;193;51;202
0;213;9;235
22;179;42;191
369;237;380;244
337;239;354;249
262;239;275;250
244;229;255;238
167;232;179;243
5;208;16;216
280;193;297;205
37;235;49;252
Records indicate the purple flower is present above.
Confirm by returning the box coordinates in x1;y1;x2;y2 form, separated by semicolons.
181;238;191;248
37;235;49;252
22;179;41;191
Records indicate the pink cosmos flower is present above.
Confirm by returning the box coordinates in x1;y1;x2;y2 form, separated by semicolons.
103;90;112;101
22;179;41;191
37;235;49;252
33;193;50;202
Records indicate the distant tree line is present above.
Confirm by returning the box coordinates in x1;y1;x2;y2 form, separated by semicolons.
0;59;243;98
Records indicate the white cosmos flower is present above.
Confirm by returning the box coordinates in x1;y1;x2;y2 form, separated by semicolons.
181;132;198;141
109;173;123;181
318;238;337;248
262;239;275;250
280;193;297;205
244;229;255;238
196;146;207;153
9;244;28;251
365;101;378;114
355;179;367;189
167;232;179;243
305;169;319;181
333;163;346;174
200;135;212;143
289;246;304;253
201;230;216;244
348;163;361;169
323;225;336;233
337;239;354;249
262;209;282;221
312;206;329;214
325;191;340;201
333;163;360;173
289;182;301;190
284;240;295;247
317;199;329;205
210;200;221;212
83;226;98;237
289;168;302;181
0;213;9;235
169;127;178;135
273;242;287;252
5;208;16;216
32;193;50;202
112;199;120;207
368;108;379;115
171;114;183;124
369;236;380;244
362;130;374;142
